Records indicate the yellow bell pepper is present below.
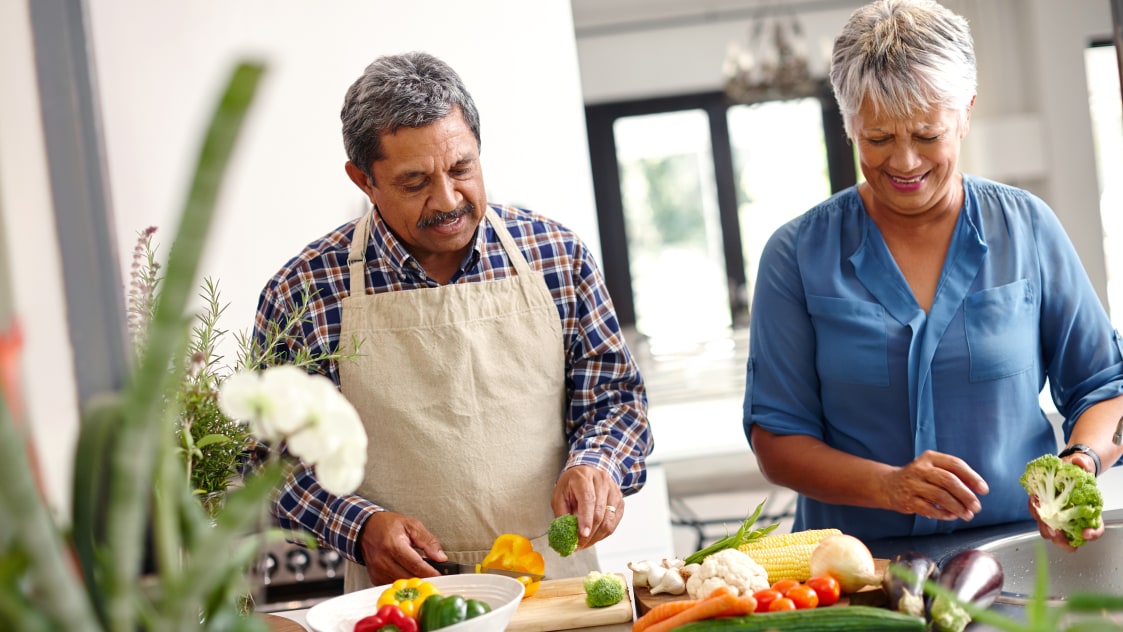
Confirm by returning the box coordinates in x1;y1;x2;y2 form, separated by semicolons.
476;533;546;599
376;577;441;618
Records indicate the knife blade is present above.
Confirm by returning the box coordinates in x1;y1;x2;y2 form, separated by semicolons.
423;558;544;582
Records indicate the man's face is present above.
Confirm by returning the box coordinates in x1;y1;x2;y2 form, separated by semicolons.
347;107;486;277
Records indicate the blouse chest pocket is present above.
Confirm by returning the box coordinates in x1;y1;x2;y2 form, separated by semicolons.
806;295;889;386
964;279;1038;382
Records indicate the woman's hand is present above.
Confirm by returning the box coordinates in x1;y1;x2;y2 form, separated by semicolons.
883;450;989;521
1029;453;1106;551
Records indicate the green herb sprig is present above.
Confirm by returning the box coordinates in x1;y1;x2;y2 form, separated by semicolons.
684;499;780;565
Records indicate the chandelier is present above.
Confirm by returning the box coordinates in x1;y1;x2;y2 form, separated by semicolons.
722;9;819;104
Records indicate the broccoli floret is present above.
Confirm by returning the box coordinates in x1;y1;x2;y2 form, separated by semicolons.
930;593;972;632
1019;453;1103;547
548;514;579;557
583;571;626;608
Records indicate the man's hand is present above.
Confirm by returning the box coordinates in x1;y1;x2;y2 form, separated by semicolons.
882;450;989;522
551;465;623;551
358;511;446;585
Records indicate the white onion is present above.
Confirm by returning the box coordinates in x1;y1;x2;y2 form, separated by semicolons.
809;534;883;593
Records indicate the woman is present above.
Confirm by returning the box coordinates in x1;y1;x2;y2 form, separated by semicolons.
744;0;1123;548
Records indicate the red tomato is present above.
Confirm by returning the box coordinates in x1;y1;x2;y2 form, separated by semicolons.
768;597;797;612
751;589;783;613
784;584;820;609
770;579;801;594
806;575;841;607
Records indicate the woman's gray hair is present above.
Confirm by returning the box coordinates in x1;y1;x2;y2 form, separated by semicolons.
829;0;976;139
341;51;481;180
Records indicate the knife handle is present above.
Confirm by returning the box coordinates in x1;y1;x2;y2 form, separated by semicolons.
423;558;462;575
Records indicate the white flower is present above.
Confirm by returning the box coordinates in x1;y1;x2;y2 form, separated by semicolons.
218;366;368;495
315;439;367;496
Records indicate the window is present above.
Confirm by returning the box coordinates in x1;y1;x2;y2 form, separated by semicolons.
1085;42;1123;326
585;88;855;349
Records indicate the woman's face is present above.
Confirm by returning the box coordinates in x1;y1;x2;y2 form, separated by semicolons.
853;98;971;218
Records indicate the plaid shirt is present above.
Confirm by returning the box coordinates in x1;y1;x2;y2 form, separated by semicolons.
254;204;652;563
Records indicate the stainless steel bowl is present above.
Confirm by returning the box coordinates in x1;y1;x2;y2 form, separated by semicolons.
973;508;1123;604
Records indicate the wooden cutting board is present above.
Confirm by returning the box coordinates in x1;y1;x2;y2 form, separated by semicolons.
508;574;633;632
634;558;889;615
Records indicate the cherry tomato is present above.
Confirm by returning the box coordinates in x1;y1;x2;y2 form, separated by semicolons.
784;584;820;609
751;589;783;613
770;579;801;594
768;597;797;612
806;575;841;607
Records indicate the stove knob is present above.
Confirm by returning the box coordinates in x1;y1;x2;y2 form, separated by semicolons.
286;548;310;582
319;549;342;578
259;552;278;586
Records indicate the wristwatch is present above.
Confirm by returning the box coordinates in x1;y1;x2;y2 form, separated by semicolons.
1059;443;1101;477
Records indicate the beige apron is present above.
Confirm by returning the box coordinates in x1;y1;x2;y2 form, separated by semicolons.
340;207;598;592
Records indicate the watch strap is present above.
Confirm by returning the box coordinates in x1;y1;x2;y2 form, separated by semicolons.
1059;443;1101;477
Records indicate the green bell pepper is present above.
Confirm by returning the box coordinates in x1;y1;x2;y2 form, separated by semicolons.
417;594;492;631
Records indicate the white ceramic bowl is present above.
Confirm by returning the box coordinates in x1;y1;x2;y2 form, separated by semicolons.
304;573;525;632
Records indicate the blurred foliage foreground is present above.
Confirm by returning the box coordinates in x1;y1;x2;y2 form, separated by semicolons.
0;62;284;631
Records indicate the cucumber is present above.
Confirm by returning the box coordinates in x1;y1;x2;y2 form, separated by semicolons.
677;605;926;631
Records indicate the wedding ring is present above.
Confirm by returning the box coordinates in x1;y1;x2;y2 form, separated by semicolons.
606;505;617;513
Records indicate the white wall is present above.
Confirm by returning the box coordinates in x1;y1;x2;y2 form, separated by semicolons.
575;0;1115;307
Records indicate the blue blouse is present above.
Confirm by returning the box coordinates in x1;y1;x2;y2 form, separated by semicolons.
744;175;1123;540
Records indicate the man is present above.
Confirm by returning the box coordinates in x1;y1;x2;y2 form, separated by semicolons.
253;51;652;591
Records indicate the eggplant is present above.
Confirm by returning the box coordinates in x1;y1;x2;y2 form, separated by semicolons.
929;549;1005;632
882;550;939;618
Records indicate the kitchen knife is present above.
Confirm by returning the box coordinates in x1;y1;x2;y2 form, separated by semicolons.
424;558;544;582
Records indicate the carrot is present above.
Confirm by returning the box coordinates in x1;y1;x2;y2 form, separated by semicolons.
643;588;740;632
718;594;757;617
632;597;702;632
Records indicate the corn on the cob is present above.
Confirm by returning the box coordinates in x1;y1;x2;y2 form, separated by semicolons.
738;528;842;583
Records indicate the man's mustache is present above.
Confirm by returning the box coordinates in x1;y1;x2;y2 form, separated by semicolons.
417;203;474;229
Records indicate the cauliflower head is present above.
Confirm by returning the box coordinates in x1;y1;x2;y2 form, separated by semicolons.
685;548;769;599
1020;453;1103;547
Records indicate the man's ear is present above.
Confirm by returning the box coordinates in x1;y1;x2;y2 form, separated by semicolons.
345;161;376;203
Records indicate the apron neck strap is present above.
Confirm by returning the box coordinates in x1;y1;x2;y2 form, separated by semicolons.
347;208;373;297
484;206;534;278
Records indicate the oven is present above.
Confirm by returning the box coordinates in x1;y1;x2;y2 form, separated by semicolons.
252;538;346;613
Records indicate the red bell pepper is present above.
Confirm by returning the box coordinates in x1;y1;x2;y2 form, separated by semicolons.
354;604;419;632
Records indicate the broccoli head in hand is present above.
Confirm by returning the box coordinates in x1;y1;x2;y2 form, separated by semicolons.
548;514;579;557
1020;453;1103;547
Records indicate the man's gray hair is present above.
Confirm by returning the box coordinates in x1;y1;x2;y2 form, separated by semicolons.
341;51;481;180
829;0;976;139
